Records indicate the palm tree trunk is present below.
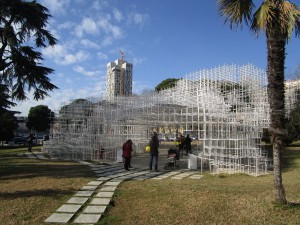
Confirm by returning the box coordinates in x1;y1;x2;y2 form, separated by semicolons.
266;30;287;204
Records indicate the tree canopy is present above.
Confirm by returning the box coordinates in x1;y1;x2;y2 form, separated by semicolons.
0;110;17;142
0;0;58;105
155;78;180;92
27;105;52;133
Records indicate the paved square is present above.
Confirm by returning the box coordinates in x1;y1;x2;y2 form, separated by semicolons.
74;214;101;223
96;192;114;197
67;197;89;204
80;185;98;191
74;190;94;197
44;213;74;223
90;197;111;205
87;180;103;186
56;204;82;213
83;205;106;213
104;181;121;186
100;186;116;191
112;177;126;182
96;177;111;181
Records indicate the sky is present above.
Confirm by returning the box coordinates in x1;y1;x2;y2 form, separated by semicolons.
12;0;300;116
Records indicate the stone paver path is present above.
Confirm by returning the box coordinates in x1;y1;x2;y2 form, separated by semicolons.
44;163;204;224
17;151;204;224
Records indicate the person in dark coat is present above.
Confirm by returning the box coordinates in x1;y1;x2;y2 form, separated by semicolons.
149;132;159;172
184;134;192;155
122;139;133;170
178;134;185;155
27;133;35;152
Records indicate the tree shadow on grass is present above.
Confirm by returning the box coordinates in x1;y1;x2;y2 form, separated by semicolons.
0;163;96;180
0;189;75;199
0;152;96;180
288;202;300;207
281;146;300;172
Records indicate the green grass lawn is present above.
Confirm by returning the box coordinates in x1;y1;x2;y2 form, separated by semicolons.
0;146;95;225
0;145;299;225
100;144;300;225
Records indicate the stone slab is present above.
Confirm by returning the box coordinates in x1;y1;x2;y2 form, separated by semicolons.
116;175;130;180
74;190;94;197
152;177;163;180
90;197;111;205
87;180;103;186
111;177;127;182
157;175;171;179
80;185;98;191
44;213;74;223
56;204;82;213
170;176;183;180
74;214;101;224
171;172;195;179
66;197;89;204
96;177;111;181
104;181;121;186
96;192;114;198
167;171;182;176
100;186;116;191
133;171;149;176
83;205;106;214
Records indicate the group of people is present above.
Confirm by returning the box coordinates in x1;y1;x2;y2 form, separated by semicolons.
121;131;160;172
177;134;192;156
122;132;192;172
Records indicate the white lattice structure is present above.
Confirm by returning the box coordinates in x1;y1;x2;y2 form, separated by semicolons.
43;64;300;176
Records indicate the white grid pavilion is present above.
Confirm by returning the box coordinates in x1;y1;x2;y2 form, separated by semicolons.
43;64;300;176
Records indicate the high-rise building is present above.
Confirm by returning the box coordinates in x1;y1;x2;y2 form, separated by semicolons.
106;59;133;100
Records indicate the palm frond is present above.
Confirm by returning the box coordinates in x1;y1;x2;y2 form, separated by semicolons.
251;2;274;34
217;0;254;29
279;1;300;39
251;0;300;39
295;19;300;37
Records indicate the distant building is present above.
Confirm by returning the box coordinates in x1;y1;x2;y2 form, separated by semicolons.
106;59;133;100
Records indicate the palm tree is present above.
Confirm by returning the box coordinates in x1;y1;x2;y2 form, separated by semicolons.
217;0;300;204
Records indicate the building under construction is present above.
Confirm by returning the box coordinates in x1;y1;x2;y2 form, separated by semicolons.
106;52;133;100
43;64;300;176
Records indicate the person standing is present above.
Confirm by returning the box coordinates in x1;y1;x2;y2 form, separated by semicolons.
149;132;160;172
184;134;192;155
122;139;133;171
178;134;185;156
27;133;35;152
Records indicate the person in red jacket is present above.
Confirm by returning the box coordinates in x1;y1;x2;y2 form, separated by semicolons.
122;139;133;170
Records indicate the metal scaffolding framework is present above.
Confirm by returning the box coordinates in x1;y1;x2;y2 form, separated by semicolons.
43;64;300;176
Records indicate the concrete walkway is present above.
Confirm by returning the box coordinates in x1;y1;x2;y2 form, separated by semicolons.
44;162;203;224
18;148;204;224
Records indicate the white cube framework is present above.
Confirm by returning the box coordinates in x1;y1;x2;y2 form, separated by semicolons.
43;64;300;176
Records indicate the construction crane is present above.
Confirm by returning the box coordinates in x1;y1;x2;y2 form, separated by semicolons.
119;50;124;96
